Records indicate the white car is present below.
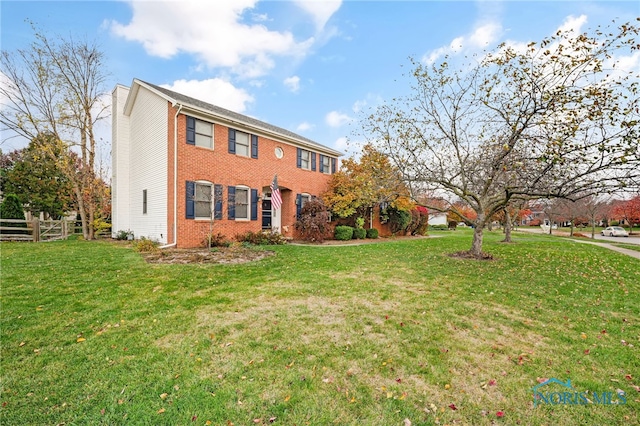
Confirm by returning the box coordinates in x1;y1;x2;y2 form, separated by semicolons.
601;226;629;237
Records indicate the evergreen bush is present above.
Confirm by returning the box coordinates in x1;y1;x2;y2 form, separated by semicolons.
334;225;354;240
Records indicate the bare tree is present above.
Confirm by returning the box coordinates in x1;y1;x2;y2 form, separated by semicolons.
361;22;639;257
0;24;109;239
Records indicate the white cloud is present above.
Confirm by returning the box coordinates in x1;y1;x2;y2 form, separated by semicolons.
296;121;313;132
333;136;348;152
423;21;502;64
293;0;342;32
325;110;353;127
557;14;588;34
161;78;254;113
352;93;383;114
110;1;315;78
283;75;301;93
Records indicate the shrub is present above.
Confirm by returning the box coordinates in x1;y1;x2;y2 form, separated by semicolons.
295;196;331;242
115;229;134;241
429;224;449;230
353;227;366;239
133;237;159;253
610;220;619;226
203;232;230;248
0;194;25;221
236;230;287;245
407;207;429;235
388;207;412;234
334;225;354;240
366;228;379;239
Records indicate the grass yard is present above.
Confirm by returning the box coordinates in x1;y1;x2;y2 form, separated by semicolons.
1;231;639;425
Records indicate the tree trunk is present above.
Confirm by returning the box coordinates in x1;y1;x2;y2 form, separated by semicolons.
502;209;512;243
569;221;574;237
470;224;484;257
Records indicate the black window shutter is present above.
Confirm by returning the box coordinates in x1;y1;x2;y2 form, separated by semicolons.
228;129;236;154
251;135;258;159
186;181;195;219
319;154;325;173
331;158;336;174
214;184;223;220
250;189;258;221
186;116;195;145
296;193;302;219
311;152;316;171
227;186;236;219
296;148;302;168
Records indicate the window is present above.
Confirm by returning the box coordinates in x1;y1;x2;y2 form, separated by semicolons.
143;189;147;214
235;187;249;219
296;193;311;219
186;181;222;220
186;116;213;149
195;183;212;218
235;131;250;157
228;129;258;158
300;150;310;169
320;155;330;174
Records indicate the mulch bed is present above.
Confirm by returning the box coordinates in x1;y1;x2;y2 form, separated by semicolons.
141;245;275;264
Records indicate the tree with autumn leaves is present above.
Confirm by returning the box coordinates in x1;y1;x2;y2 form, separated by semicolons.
361;21;640;257
0;25;110;239
322;144;414;227
610;195;640;235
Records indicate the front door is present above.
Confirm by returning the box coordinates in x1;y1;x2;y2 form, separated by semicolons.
262;199;272;229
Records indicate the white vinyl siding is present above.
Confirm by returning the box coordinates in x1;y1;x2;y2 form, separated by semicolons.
111;85;131;235
127;86;168;243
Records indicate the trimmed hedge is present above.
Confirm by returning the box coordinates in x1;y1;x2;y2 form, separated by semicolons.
353;228;366;239
334;225;354;241
366;228;379;239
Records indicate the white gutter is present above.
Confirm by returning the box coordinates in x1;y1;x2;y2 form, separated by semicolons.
159;102;183;249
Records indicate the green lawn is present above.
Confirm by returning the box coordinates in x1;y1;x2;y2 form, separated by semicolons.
1;231;639;425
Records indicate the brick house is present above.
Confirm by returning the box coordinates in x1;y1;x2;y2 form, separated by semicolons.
112;79;342;248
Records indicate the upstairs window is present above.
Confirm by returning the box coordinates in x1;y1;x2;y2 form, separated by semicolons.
186;116;213;149
320;155;331;174
297;148;316;171
229;129;258;158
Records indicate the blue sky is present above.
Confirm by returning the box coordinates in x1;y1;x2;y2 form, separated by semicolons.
1;1;639;155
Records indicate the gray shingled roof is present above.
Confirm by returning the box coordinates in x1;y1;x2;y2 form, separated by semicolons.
139;80;342;156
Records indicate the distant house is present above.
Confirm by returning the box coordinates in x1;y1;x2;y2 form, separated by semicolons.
112;79;342;248
429;212;447;226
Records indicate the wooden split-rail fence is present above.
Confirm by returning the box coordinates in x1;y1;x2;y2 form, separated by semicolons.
0;219;72;242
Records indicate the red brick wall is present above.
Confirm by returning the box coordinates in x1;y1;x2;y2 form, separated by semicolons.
166;103;336;248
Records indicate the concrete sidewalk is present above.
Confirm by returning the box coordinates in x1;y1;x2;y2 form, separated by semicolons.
570;239;640;260
514;228;640;260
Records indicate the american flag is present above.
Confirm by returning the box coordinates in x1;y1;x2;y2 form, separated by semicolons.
270;175;282;211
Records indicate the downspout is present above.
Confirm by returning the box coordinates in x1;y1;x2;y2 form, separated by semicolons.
159;102;182;249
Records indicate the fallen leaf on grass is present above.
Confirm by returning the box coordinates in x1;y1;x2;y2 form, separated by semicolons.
625;374;632;380
157;408;166;414
449;403;457;410
191;415;197;422
76;338;86;343
497;411;504;417
19;342;25;347
269;417;277;423
284;395;290;402
160;393;168;400
404;419;412;426
253;419;262;424
488;379;497;386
